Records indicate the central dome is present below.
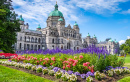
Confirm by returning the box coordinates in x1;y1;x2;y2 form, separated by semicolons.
49;3;63;17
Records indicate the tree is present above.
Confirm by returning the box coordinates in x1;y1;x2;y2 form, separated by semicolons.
0;0;20;53
120;39;130;54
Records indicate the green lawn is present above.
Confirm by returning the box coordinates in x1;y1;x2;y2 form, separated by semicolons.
118;76;130;82
118;55;130;68
0;65;53;82
0;59;8;61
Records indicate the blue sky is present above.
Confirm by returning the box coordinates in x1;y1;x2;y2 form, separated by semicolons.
12;0;130;45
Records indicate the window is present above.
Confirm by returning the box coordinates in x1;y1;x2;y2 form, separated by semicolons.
19;43;21;50
35;38;37;43
42;38;45;43
52;45;54;49
52;39;54;43
61;39;63;43
20;37;22;41
38;38;41;43
57;39;60;44
31;37;34;43
25;36;26;42
77;41;79;45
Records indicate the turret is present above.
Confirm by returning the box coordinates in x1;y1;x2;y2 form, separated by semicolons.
73;21;79;33
37;24;41;30
87;33;90;38
25;23;29;29
57;17;65;28
19;15;24;25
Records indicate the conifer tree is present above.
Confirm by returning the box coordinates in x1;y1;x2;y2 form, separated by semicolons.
0;0;20;53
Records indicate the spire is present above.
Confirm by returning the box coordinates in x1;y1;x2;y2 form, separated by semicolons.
55;1;58;10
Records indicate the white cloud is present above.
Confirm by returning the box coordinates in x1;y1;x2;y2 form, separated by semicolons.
121;9;130;14
119;36;130;45
127;36;130;39
69;0;128;14
12;0;81;29
119;40;125;45
11;0;129;30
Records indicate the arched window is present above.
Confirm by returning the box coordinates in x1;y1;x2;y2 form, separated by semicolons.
38;38;41;43
52;39;54;43
35;38;37;43
31;45;33;50
28;37;30;42
31;37;34;42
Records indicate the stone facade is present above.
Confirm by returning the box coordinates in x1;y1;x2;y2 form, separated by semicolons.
14;3;119;54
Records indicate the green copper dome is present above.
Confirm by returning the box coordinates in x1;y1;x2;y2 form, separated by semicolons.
93;34;96;38
37;24;41;28
19;15;24;21
109;39;113;42
49;3;63;17
87;33;90;37
58;17;63;21
114;39;118;43
74;21;78;26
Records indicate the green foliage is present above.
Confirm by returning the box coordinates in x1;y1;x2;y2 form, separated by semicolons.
120;39;130;54
0;0;20;53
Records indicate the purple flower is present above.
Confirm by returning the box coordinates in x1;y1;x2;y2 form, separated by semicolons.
86;71;94;77
43;67;47;69
67;70;73;75
37;65;43;68
61;69;67;74
80;74;86;79
53;67;61;72
74;72;80;76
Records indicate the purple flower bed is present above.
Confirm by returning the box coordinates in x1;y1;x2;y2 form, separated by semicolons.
15;44;118;55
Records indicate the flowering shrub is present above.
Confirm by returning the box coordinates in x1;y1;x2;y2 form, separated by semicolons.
61;72;70;81
1;60;130;82
107;69;114;77
36;67;42;73
42;69;48;75
32;66;36;71
48;70;55;76
0;53;18;59
69;74;77;82
86;76;93;82
54;70;62;79
94;71;102;80
11;51;125;74
115;68;123;75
